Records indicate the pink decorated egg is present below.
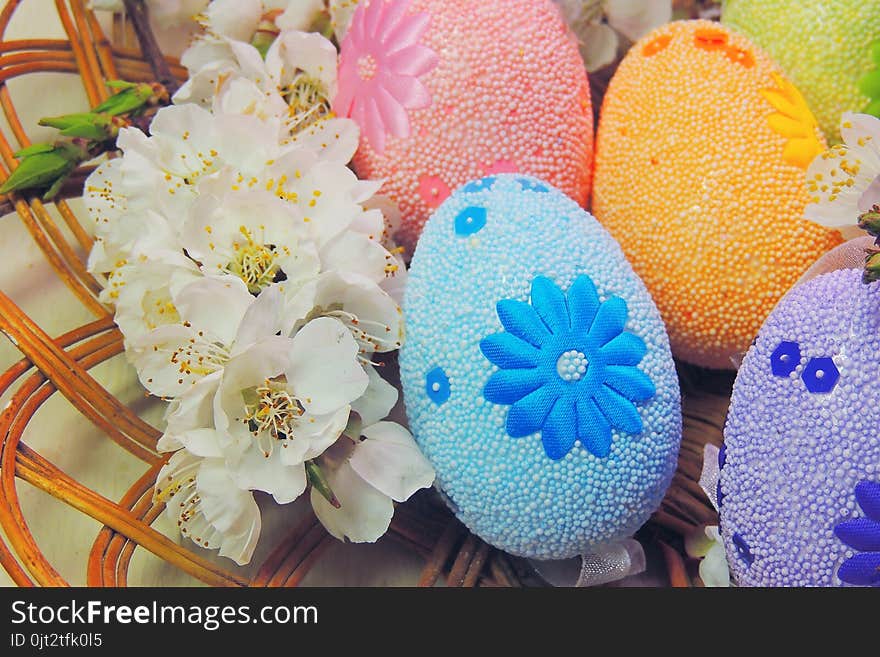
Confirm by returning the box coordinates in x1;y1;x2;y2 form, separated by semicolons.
333;0;593;253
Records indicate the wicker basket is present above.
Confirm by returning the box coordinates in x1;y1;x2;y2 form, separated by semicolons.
0;0;724;588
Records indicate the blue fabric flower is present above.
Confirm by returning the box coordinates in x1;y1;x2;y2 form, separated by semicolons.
479;275;656;460
835;480;880;586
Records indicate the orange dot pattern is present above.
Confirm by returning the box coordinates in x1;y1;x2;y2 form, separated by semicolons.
351;0;593;255
592;21;843;370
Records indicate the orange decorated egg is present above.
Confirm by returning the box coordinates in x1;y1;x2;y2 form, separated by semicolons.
592;20;843;370
333;0;593;253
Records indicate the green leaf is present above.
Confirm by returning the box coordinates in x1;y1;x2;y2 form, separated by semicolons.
12;143;55;159
872;41;880;65
92;83;154;116
105;79;138;90
38;112;116;140
42;173;70;201
0;143;84;196
306;461;341;508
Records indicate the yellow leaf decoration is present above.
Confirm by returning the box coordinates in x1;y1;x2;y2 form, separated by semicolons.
760;73;823;169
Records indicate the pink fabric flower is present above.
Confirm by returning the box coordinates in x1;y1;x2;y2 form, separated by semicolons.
333;0;438;154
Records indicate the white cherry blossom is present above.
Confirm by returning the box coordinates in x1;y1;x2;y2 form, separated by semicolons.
311;422;434;542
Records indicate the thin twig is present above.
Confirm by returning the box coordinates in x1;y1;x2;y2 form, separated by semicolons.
121;0;179;95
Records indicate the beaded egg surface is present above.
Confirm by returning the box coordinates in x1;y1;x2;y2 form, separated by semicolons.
399;175;681;560
721;268;880;587
722;0;880;142
592;20;843;370
333;0;593;254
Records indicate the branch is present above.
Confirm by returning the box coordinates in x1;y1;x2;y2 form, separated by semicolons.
121;0;180;96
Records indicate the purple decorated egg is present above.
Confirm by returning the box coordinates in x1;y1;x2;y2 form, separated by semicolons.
721;268;880;586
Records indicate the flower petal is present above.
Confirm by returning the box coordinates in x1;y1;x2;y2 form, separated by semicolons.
232;285;285;355
480;332;540;369
314;270;404;353
374;84;412;139
576;396;612;458
834;518;880;552
197;459;261;550
603;365;656;403
319;232;394;283
530;276;570;334
580;23;619;72
699;543;731;588
371;0;408;37
589;295;628;347
837;552;880;586
311;459;394;542
605;0;672;43
363;94;388;153
345;0;367;45
173;275;253;346
156;452;262;566
276;0;325;31
379;71;431;110
289;117;360;165
855;480;880;521
363;0;387;41
567;275;601;331
840;113;880;169
130;324;214;397
594;385;644;435
484;368;544;405
163;371;223;440
506;384;558;437
599;332;647;366
230;447;307;504
858;175;880;213
332;63;358;117
288;318;369;414
351;363;399;426
205;0;262;41
173;428;226;458
540;397;578;460
349;421;435;502
384;44;438;78
496;299;551;347
381;11;430;54
298;407;352;462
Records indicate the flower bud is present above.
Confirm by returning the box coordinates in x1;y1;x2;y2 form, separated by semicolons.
863;250;880;284
858;206;880;237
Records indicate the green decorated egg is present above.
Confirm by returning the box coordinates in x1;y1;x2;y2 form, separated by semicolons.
722;0;880;141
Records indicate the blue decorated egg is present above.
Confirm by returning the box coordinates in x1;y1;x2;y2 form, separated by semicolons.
399;174;682;559
721;268;880;586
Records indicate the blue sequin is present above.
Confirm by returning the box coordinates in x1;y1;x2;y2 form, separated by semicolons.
835;480;880;586
480;275;655;460
517;177;548;193
770;341;800;377
426;367;451;405
717;443;726;508
732;532;754;566
454;206;487;236
463;177;496;193
801;357;840;394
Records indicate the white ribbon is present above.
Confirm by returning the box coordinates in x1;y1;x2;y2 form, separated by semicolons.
530;538;646;587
